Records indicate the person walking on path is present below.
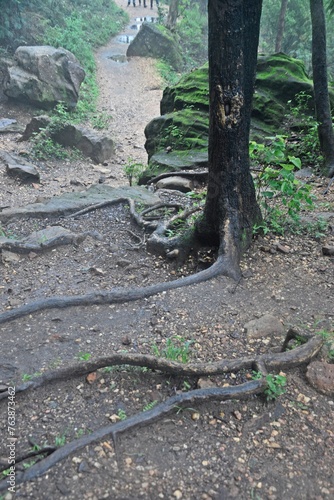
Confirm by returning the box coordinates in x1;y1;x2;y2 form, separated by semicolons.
150;0;159;8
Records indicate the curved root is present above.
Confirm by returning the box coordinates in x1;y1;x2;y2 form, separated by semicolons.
0;331;322;489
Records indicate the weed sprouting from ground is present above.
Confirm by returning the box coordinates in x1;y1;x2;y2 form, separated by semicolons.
151;336;193;363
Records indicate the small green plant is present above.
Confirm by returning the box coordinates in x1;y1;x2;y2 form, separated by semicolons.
22;372;41;382
124;158;145;186
304;217;329;239
23;460;36;469
151;336;193;363
91;111;112;130
54;434;66;447
143;400;158;412
103;366;115;373
186;189;207;201
75;428;86;439
165;216;187;237
286;335;305;350
31;443;42;452
250;135;314;235
316;329;334;361
77;352;92;361
0;225;16;239
156;60;180;86
117;409;127;421
285;91;323;171
0;468;11;478
252;372;287;401
183;380;191;390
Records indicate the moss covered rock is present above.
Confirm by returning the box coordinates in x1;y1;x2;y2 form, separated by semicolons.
126;24;183;71
142;53;325;181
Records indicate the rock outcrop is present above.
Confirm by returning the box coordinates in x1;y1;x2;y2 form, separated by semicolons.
21;116;114;164
3;46;85;110
142;53;326;180
126;23;183;71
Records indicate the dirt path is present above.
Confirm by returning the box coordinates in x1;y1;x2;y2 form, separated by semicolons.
95;0;163;185
0;5;334;500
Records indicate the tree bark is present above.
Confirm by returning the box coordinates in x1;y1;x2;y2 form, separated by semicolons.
310;0;334;177
196;0;263;272
275;0;288;53
166;0;179;31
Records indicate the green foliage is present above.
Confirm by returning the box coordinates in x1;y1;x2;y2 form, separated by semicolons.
54;434;66;447
156;59;180;86
117;409;127;421
285;92;323;171
77;352;92;361
250;135;314;235
30;103;82;160
163;123;195;150
22;372;42;382
316;329;334;361
173;0;208;69
1;1;128;130
90;111;112;130
151;336;193;363
252;372;287;401
143;400;158;412
303;217;329;240
124;158;145;186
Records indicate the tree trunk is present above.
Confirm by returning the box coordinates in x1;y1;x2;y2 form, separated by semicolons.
166;0;179;31
275;0;288;53
310;0;334;177
196;0;263;273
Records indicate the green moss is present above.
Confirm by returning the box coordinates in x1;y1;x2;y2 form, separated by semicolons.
145;53;322;178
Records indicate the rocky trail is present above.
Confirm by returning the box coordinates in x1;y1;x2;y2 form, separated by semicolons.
0;2;334;499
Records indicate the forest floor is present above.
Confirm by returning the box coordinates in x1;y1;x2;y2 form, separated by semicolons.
0;1;334;499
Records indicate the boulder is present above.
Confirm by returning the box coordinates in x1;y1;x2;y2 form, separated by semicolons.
3;46;85;110
21;116;114;164
244;314;284;339
156;176;194;193
142;53;329;180
306;361;334;396
0;151;40;182
126;24;183;71
53;125;114;164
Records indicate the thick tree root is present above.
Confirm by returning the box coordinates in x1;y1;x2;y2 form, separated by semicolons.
0;329;323;401
0;254;238;325
0;380;264;490
0;331;322;490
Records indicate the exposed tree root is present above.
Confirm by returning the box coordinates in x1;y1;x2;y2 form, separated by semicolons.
0;381;264;490
64;197;130;219
0;196;230;325
0;329;323;401
0;252;238;325
0;330;322;489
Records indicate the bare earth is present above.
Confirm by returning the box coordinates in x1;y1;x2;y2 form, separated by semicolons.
0;2;334;499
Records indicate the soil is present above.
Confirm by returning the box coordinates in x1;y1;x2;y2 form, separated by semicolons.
0;2;334;499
